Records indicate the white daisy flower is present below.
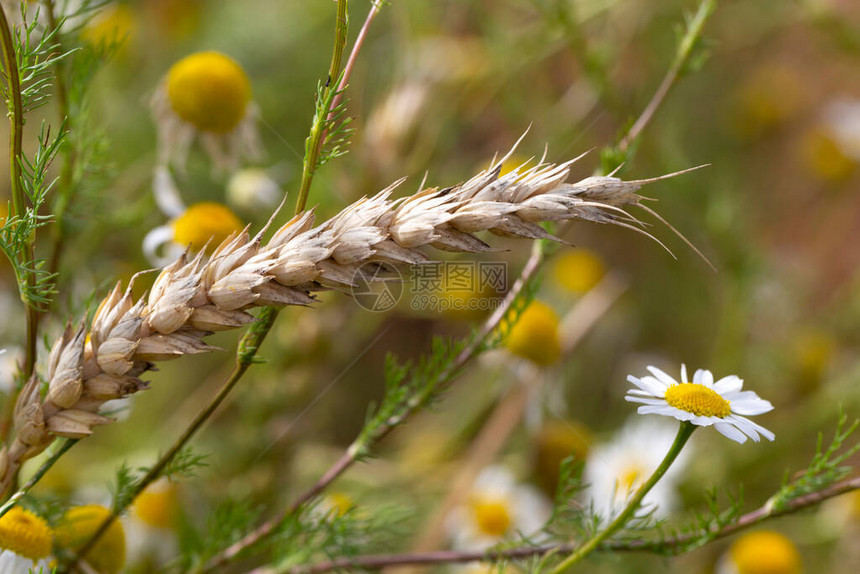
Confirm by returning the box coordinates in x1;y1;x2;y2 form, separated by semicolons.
823;98;860;161
446;465;551;551
584;417;689;521
143;167;245;267
625;365;775;444
126;479;180;567
227;167;282;212
0;347;18;395
151;50;262;174
0;507;54;573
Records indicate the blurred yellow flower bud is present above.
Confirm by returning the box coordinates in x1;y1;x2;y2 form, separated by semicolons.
724;531;801;574
167;51;251;134
55;505;126;574
503;301;561;366
171;202;244;253
551;249;605;294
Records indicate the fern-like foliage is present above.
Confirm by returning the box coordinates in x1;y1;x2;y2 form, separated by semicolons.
768;412;859;513
0;123;64;307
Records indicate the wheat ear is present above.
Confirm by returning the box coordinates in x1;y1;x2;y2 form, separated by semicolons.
0;152;701;491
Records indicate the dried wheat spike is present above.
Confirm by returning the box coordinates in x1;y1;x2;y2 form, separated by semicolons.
0;150;704;492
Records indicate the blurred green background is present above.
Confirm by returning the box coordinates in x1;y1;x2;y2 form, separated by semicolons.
1;0;860;572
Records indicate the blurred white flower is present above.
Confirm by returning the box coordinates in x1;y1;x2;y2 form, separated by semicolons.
227;167;282;212
126;479;180;567
446;465;550;551
823;98;860;161
584;417;688;521
626;365;775;444
0;347;20;395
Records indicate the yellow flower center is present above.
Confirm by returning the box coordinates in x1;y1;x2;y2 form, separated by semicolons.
55;505;126;574
552;250;605;294
470;497;512;537
0;507;53;561
729;531;801;574
503;301;561;366
167;51;251;133
664;383;731;418
133;482;178;530
172;202;244;253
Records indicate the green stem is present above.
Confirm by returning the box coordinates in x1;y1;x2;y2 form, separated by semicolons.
0;1;40;431
42;0;75;284
294;0;348;214
617;0;715;153
548;422;696;574
0;439;78;518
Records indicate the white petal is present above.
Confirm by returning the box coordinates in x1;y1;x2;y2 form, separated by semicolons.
700;370;714;388
625;397;669;406
730;416;762;441
714;422;747;443
713;375;743;394
692;369;704;385
627;375;665;396
153;166;187;217
142;225;176;267
730;415;775;442
680;364;688;383
688;415;717;427
730;397;774;416
637;405;685;420
645;366;678;388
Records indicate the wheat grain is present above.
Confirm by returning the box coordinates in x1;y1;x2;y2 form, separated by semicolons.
0;150;701;491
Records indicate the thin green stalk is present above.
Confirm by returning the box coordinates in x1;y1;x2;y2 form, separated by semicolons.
0;1;40;435
294;0;349;214
42;0;76;283
548;422;696;574
617;0;715;153
0;439;78;519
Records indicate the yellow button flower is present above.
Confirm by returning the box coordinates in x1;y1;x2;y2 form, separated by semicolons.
172;202;244;252
503;300;561;366
724;531;801;574
152;52;261;172
133;481;179;530
552;249;605;294
167;51;251;134
0;507;53;573
144;188;245;267
55;505;126;574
